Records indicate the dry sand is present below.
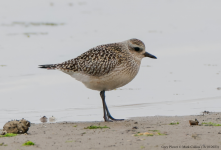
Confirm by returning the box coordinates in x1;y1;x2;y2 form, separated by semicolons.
1;112;221;150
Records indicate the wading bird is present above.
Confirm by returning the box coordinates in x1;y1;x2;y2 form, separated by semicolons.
39;39;157;122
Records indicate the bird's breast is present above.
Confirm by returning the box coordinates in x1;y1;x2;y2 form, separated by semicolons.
70;61;141;91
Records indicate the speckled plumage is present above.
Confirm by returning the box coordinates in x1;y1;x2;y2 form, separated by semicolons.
39;38;157;121
57;43;122;76
39;38;156;91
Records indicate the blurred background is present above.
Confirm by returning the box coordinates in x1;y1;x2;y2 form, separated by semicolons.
0;0;221;127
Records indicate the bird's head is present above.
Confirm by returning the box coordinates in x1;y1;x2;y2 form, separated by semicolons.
126;38;157;60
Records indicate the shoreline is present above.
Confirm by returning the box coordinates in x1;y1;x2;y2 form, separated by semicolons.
1;112;221;150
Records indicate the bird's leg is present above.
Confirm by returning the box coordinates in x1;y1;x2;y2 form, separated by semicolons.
100;91;124;121
103;98;124;121
100;91;112;122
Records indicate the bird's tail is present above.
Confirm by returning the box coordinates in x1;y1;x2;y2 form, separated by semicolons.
39;64;57;70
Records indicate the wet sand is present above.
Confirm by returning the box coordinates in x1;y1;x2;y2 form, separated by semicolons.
1;112;221;150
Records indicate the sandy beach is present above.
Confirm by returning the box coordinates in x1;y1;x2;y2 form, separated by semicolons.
1;112;221;150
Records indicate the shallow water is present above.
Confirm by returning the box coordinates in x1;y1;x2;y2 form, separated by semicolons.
1;0;221;128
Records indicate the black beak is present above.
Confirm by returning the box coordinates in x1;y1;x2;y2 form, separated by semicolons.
143;52;157;59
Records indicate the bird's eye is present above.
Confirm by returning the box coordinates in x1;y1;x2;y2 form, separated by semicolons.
134;47;140;52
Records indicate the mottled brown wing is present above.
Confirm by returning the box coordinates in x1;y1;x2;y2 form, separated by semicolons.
56;43;122;76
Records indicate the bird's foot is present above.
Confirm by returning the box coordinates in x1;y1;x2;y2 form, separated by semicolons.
111;119;124;121
104;119;113;122
103;116;113;122
107;115;124;121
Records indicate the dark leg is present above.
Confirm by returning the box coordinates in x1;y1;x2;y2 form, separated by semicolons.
100;91;112;122
100;90;124;122
103;97;124;121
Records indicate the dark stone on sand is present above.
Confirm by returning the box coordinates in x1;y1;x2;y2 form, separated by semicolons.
40;116;48;123
189;119;199;125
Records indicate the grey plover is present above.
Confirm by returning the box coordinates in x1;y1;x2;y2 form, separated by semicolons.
39;38;157;122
